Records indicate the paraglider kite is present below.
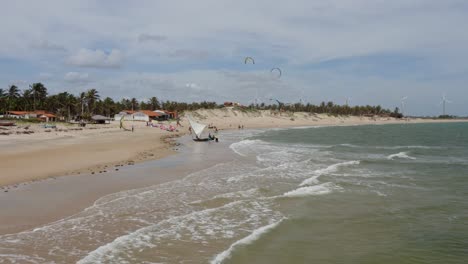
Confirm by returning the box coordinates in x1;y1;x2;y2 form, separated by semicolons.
244;57;255;64
270;67;282;78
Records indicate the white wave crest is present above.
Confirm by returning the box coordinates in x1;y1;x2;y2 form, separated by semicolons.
229;139;264;157
283;182;341;197
337;144;443;150
377;145;442;150
211;219;284;264
387;152;416;160
337;143;361;148
300;160;360;186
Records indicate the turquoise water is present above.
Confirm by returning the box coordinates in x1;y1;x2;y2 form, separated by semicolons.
227;123;468;263
0;123;467;263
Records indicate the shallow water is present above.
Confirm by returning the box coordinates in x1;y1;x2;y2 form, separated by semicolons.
1;123;467;263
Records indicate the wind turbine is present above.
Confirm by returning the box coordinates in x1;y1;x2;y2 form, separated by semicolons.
345;97;351;106
400;96;408;116
440;93;452;116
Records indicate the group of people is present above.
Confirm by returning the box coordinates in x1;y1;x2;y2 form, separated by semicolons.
208;133;219;142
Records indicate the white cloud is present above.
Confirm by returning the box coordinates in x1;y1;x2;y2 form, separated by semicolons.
168;49;212;59
64;72;89;83
32;40;66;51
67;49;123;68
39;72;54;81
1;0;468;115
138;33;167;43
185;83;202;90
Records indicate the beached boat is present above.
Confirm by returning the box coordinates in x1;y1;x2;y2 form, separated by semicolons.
0;121;15;126
193;137;214;142
187;115;215;142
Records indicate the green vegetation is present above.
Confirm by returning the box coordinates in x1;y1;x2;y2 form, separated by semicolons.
438;115;456;119
247;102;403;118
0;83;403;120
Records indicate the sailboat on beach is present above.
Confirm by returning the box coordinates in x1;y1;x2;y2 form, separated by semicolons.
187;115;215;142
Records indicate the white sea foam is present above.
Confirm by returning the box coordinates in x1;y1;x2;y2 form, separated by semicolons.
213;188;261;199
0;254;46;264
210;219;284;264
372;190;387;197
377;145;443;150
289;125;323;130
78;199;282;264
300;160;360;186
338;143;361;148
229;139;264;157
336;144;443;150
387;152;416;160
77;201;244;264
283;182;342;197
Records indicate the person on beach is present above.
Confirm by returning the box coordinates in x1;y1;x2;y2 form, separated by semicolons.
132;125;134;132
189;126;192;134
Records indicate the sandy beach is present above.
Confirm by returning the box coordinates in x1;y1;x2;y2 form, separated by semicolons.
0;121;182;188
1;109;466;235
1;108;464;188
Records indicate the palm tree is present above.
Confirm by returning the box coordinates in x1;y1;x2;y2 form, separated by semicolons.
79;92;86;116
0;88;6;114
7;85;20;113
149;97;160;110
21;89;34;111
102;97;115;117
54;92;76;121
29;83;48;111
85;89;100;115
130;98;138;111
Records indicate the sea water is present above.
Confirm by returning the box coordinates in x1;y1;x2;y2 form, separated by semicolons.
0;123;467;263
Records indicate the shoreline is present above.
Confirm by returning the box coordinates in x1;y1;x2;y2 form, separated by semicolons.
1;111;466;189
1;118;467;235
0;135;233;235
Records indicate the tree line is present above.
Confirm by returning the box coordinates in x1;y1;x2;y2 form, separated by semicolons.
0;83;402;121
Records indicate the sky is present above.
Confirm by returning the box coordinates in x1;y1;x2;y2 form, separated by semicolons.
1;0;467;116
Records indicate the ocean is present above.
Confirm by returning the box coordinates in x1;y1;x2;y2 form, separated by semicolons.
1;123;467;263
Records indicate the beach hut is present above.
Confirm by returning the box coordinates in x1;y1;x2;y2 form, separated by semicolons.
134;110;162;121
114;110;163;122
7;111;30;119
38;113;57;122
114;110;135;121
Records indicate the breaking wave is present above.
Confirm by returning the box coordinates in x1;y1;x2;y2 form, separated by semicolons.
211;219;284;264
387;152;416;160
283;182;342;197
300;160;360;186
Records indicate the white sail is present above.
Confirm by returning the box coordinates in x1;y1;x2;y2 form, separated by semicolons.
187;115;206;138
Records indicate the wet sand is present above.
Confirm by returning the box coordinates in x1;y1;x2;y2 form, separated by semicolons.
0;136;233;235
